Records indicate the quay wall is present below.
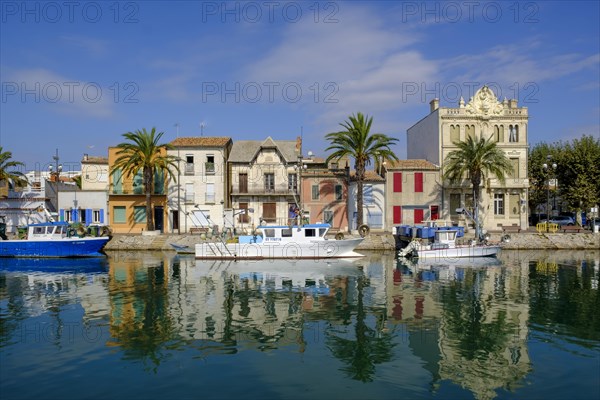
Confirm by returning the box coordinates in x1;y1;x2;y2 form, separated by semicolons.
104;232;599;252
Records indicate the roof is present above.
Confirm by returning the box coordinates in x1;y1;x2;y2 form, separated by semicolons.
350;170;385;182
170;137;232;147
385;159;439;170
81;156;108;164
229;137;299;163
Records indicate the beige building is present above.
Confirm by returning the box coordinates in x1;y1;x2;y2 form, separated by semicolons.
383;159;441;230
167;137;232;233
228;137;302;229
407;86;529;231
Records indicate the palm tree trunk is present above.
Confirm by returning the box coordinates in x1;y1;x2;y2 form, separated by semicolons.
472;179;480;240
356;161;365;228
145;166;155;231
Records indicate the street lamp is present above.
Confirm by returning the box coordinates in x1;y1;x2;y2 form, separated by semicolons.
542;155;557;225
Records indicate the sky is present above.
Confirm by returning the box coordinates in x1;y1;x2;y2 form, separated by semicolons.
1;0;599;174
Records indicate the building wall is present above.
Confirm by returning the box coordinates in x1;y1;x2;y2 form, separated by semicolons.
81;162;108;191
58;190;108;226
407;109;441;164
348;181;386;231
300;173;348;231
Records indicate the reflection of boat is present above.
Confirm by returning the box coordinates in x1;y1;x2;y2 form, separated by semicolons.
398;257;502;281
195;223;364;260
0;221;110;258
398;229;500;259
192;258;364;292
0;256;109;273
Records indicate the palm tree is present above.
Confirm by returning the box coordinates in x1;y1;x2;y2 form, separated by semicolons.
0;147;28;189
325;113;399;230
444;136;512;240
110;128;180;231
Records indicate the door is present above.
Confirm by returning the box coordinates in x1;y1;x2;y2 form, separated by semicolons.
263;202;276;223
171;210;179;232
430;205;439;220
154;206;164;232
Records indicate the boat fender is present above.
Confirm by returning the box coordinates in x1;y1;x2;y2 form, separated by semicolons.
67;228;76;237
358;224;370;237
335;232;344;240
501;234;511;243
77;226;86;236
100;226;111;237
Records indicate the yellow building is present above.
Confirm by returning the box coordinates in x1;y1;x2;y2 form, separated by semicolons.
107;147;169;234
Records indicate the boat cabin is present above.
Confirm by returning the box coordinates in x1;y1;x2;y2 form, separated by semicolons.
27;222;70;241
238;224;331;244
430;229;459;250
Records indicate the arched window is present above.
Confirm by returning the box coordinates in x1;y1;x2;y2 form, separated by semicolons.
450;125;460;142
509;125;519;142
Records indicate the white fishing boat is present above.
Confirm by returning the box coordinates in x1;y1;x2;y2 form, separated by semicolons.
397;229;500;260
195;223;364;260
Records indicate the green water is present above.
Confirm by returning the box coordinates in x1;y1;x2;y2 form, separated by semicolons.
1;250;599;399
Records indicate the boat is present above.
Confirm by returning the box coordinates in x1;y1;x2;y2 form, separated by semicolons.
397;228;500;260
0;221;110;258
195;223;364;260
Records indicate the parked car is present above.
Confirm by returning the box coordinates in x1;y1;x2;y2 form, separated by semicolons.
586;217;600;230
560;211;586;226
543;216;575;226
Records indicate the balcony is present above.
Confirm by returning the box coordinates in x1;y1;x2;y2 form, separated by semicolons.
487;177;529;189
231;183;297;196
185;163;194;175
205;162;215;174
184;191;195;203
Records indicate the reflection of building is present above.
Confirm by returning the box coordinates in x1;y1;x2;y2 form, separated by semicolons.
407;86;529;231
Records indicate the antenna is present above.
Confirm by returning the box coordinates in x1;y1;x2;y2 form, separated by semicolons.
200;121;206;136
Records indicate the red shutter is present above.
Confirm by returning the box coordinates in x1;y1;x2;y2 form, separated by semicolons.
414;209;424;224
393;172;402;192
414;172;423;193
393;206;402;224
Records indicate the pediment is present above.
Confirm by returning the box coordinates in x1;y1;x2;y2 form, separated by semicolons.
465;86;504;116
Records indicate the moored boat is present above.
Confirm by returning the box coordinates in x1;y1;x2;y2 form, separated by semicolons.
398;228;500;260
0;221;110;258
195;223;364;260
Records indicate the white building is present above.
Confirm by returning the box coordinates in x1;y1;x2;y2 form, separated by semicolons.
348;171;386;232
407;86;529;231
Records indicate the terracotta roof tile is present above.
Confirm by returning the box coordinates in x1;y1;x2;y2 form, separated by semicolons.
171;137;232;147
350;170;385;182
81;156;108;164
386;159;439;170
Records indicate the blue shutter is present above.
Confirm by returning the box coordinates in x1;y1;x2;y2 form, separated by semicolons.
72;209;78;222
59;209;64;221
86;209;93;226
99;209;104;223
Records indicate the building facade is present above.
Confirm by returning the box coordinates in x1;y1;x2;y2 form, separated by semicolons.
228;137;302;230
167;137;232;233
383;159;442;231
348;171;386;232
107;147;168;234
407;86;529;231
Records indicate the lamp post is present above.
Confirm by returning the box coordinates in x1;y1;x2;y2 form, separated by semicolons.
48;149;62;221
542;155;557;229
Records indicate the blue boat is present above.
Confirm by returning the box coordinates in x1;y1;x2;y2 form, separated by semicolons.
0;221;110;258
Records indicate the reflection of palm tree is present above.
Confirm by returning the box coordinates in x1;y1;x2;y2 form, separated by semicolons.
325;275;394;382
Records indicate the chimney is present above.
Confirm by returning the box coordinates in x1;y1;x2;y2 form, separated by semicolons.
509;99;518;108
295;136;302;155
430;98;439;113
83;153;88;161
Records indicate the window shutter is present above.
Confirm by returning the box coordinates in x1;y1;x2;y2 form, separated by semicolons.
393;172;402;192
414;172;423;193
393;206;402;224
414;209;424;224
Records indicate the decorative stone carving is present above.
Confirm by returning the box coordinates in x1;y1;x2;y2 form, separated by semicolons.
465;86;504;116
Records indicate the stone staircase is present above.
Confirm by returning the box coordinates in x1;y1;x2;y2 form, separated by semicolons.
151;235;169;250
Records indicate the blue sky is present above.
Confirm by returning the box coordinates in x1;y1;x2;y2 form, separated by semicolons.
1;1;599;173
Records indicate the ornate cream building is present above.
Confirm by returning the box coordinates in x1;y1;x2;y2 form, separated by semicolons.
407;86;529;231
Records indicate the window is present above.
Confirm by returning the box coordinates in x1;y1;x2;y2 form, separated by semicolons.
134;206;146;223
133;170;143;194
466;125;475;140
509;125;519;142
393;206;402;224
205;183;215;203
264;173;275;191
205;155;215;174
393;172;402;192
64;209;72;222
324;210;334;224
312;184;319;200
93;210;101;223
450;193;461;215
495;125;504;142
154;171;165;195
264;229;275;238
113;206;126;223
185;183;194;203
363;185;373;205
414;209;424;224
319;228;327;237
494;193;505;215
430;205;439;220
305;229;316;237
450;125;460;142
414;172;423;193
79;209;87;224
113;168;122;194
282;228;292;237
288;173;297;191
509;158;519;178
262;202;276;222
335;184;343;200
239;203;250;223
239;173;248;193
185;155;194;175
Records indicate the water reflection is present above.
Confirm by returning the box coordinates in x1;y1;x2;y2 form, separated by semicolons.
0;250;598;399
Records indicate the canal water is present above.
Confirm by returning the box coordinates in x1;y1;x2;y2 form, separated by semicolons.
1;250;599;400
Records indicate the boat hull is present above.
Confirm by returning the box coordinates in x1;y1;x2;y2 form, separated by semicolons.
195;238;364;259
415;245;500;260
0;237;110;258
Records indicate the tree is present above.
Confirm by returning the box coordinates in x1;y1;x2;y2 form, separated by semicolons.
528;142;558;217
0;147;28;189
444;136;512;240
325;113;399;230
110;128;180;231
